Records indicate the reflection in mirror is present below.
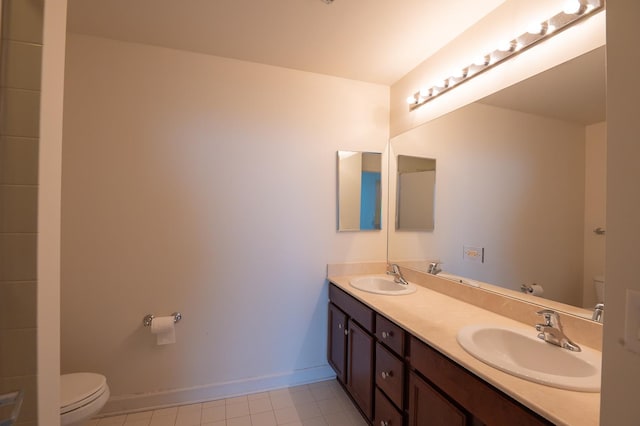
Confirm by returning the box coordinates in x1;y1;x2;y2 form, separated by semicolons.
396;155;436;231
388;46;606;320
337;151;382;231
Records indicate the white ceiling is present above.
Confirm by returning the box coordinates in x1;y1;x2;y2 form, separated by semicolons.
66;0;505;86
479;46;606;125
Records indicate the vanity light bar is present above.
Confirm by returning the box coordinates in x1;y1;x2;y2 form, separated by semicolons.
407;0;604;111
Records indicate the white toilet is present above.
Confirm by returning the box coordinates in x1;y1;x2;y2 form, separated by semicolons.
594;275;605;303
60;373;110;426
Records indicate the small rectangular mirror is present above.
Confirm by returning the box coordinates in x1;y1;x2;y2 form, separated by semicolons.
396;155;436;231
337;151;382;231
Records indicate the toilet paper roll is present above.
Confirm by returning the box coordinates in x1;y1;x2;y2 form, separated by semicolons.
150;316;176;345
526;283;544;296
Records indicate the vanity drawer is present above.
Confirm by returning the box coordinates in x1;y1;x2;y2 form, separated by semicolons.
408;336;552;426
329;284;374;333
375;342;404;408
374;388;403;426
376;314;405;356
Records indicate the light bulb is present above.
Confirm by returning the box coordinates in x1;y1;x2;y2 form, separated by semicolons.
563;0;582;14
498;40;513;52
546;22;556;34
419;87;430;98
474;55;489;66
452;68;466;79
431;88;439;97
406;95;417;105
527;21;543;35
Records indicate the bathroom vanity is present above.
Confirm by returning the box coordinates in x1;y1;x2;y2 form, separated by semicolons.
327;272;601;426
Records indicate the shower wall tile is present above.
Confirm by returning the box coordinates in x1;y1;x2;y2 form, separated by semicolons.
0;1;42;424
1;0;43;44
0;282;37;329
0;375;37;423
0;234;37;281
0;89;41;137
0;137;39;185
1;40;42;90
0;329;37;377
0;185;38;232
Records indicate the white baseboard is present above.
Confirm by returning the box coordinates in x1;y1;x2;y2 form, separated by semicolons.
101;365;336;416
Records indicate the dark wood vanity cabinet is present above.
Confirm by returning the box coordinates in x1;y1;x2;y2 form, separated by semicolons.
407;371;467;426
347;320;375;419
327;302;348;383
328;284;375;420
408;336;554;426
328;283;556;426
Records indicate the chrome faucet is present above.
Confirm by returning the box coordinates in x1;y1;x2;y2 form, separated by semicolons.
535;309;581;352
427;261;442;275
592;303;604;323
387;264;409;285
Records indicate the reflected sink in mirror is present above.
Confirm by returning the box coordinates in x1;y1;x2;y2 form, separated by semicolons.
457;324;601;392
350;275;417;295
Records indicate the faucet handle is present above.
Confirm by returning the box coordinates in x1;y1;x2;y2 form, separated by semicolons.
427;261;442;274
536;309;559;326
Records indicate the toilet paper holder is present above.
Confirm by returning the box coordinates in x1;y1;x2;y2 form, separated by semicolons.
143;312;182;327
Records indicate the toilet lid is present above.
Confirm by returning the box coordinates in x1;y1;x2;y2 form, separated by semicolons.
60;373;107;414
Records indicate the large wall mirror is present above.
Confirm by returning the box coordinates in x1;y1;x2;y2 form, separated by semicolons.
388;46;606;320
337;151;382;231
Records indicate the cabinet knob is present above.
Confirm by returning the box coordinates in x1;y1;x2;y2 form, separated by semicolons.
380;371;393;379
380;421;389;426
338;323;343;329
381;331;393;339
344;329;349;336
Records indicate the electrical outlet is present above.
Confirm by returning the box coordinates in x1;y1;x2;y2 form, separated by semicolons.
463;246;484;263
624;289;640;354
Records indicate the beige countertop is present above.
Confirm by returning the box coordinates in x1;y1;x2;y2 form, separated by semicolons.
328;274;601;426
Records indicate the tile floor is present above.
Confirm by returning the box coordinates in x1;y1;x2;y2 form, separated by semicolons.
88;380;368;426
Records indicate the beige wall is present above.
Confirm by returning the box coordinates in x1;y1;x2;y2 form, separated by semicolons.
61;34;389;411
583;122;606;308
389;102;586;305
0;1;43;424
390;0;606;137
601;1;640;424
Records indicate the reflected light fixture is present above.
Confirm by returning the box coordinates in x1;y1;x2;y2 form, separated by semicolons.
407;0;604;111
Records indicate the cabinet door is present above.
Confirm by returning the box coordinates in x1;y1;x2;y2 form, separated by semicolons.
347;320;374;420
407;371;467;426
328;303;347;383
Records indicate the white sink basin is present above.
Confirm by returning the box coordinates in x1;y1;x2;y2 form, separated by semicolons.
457;324;601;392
349;275;417;295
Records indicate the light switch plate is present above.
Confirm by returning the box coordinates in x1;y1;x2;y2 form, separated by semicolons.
463;246;484;263
624;289;640;354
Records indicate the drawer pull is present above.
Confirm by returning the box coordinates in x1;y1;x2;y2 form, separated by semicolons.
338;323;343;329
344;329;349;336
381;331;393;339
381;371;393;379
